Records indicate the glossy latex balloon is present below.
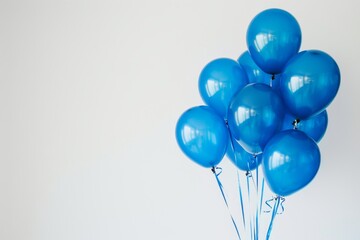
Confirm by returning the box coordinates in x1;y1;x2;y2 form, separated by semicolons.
280;50;340;119
175;106;229;168
282;110;328;142
237;51;271;85
262;130;320;196
246;8;301;74
227;137;261;171
237;51;282;91
199;58;248;117
227;83;285;154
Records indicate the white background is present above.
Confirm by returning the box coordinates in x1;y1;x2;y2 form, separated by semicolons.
1;0;359;239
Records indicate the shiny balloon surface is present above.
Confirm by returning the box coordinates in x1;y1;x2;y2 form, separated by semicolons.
237;51;282;92
280;50;340;119
199;58;248;117
246;8;301;74
262;130;320;196
175;106;228;168
237;51;271;85
227;83;285;154
227;137;261;171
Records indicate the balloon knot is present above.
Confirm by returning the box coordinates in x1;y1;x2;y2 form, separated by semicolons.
292;118;301;129
211;166;222;176
271;74;275;80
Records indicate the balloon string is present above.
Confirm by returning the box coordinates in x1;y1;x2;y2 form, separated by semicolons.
250;219;254;240
243;158;263;240
255;206;259;240
244;155;262;240
259;178;265;213
246;172;253;240
237;170;246;229
255;156;259;193
253;223;256;240
255;157;259;240
265;197;280;240
245;156;260;240
256;179;265;240
211;167;242;240
265;196;285;240
225;121;259;239
278;197;286;214
247;158;258;194
226;121;246;229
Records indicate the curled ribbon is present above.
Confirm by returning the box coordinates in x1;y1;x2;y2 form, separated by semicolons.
264;196;285;240
264;196;286;214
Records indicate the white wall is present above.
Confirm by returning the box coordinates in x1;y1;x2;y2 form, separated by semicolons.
1;0;359;239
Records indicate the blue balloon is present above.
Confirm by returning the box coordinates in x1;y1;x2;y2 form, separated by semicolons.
237;51;282;91
175;106;229;168
282;110;328;142
246;8;301;74
237;51;271;84
262;130;321;196
227;83;285;154
227;137;261;171
280;50;341;119
198;58;248;117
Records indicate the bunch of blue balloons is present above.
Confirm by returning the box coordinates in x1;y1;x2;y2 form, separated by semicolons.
176;8;340;197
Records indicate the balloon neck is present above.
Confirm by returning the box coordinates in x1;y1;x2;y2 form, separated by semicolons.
211;166;222;176
245;171;252;177
270;74;275;87
292;118;301;129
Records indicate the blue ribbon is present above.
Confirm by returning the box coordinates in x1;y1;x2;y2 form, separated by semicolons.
254;156;260;240
212;167;242;240
264;196;285;214
226;122;247;230
260;178;265;213
237;170;246;229
245;171;253;240
264;196;286;240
